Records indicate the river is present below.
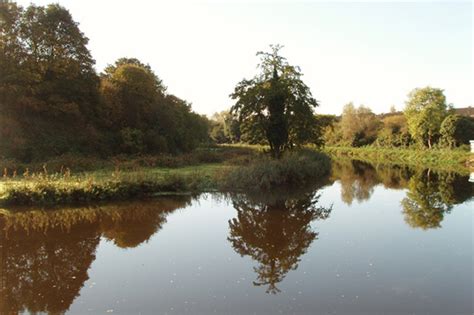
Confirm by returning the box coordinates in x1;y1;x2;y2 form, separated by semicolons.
0;159;472;315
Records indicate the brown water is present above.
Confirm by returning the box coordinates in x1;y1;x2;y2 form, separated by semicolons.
0;160;472;315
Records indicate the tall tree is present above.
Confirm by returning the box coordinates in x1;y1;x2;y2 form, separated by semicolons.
404;87;449;148
0;2;100;159
230;45;320;158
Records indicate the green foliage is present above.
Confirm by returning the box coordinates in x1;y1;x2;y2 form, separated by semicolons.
404;87;450;148
230;45;321;158
324;146;470;174
221;150;331;191
440;114;474;148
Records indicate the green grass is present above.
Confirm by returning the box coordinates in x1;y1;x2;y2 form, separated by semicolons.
323;146;472;175
221;149;332;192
0;147;334;206
0;145;254;207
0;163;231;206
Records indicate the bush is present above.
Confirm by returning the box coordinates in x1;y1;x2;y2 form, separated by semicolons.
220;149;331;192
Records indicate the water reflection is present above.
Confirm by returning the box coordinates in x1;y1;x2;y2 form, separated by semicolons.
401;170;472;229
0;197;192;314
331;159;473;229
0;160;472;313
227;190;332;294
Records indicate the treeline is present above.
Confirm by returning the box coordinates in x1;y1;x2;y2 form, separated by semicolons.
211;87;474;150
0;3;209;162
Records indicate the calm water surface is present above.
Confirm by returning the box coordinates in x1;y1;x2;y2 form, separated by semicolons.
0;160;472;315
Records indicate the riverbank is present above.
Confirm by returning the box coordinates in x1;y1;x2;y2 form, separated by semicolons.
0;147;331;206
323;146;472;175
2;145;471;207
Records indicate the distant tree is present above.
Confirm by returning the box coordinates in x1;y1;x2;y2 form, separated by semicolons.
339;103;380;146
404;87;450;148
230;45;320;158
375;114;411;147
209;110;240;144
440;114;474;148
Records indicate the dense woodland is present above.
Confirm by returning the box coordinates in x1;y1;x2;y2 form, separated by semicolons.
1;3;473;164
0;3;208;161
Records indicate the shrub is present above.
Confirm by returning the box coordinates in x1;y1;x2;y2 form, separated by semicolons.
220;149;331;192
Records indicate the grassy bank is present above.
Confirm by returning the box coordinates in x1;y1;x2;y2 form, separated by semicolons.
0;146;257;207
0;147;333;207
323;146;472;175
5;144;470;207
0;164;226;206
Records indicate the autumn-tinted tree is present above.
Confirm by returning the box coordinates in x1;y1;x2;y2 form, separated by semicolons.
404;87;450;148
338;103;380;146
230;45;320;158
0;2;100;160
1;3;210;161
98;58;209;154
375;114;411;147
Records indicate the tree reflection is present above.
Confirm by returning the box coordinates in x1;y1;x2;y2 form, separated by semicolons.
0;196;192;314
0;224;100;314
332;160;380;205
228;190;332;294
401;170;472;229
331;158;472;230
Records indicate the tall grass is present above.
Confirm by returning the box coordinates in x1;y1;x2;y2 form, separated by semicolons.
220;149;331;192
0;167;221;206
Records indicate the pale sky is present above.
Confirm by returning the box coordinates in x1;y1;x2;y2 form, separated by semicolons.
16;0;473;116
